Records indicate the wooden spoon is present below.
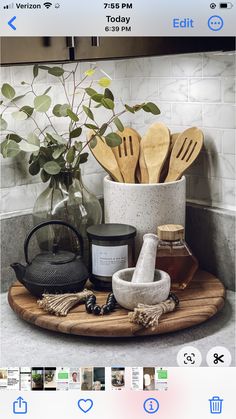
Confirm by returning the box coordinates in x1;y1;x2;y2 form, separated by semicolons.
160;132;180;182
112;127;140;183
88;131;124;182
142;122;170;183
165;127;204;183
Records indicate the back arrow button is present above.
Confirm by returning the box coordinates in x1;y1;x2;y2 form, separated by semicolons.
8;16;17;30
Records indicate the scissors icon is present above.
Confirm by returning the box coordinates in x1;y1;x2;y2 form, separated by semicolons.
214;353;224;364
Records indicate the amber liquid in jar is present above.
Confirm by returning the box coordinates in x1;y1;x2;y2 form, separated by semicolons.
156;239;199;290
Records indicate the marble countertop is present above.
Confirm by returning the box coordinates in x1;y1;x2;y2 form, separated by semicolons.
0;291;235;367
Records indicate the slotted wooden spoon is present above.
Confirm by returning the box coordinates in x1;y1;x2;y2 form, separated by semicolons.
88;131;124;182
165;127;204;183
160;132;180;182
142;122;170;183
112;127;140;183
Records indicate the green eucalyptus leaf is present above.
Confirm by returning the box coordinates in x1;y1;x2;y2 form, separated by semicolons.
98;77;111;88
27;133;40;146
38;65;50;71
85;87;97;97
113;117;124;132
6;134;22;143
91;93;103;103
78;152;89;164
1;139;20;158
29;159;40;176
104;88;114;101
19;140;39;153
0;100;3;105
20;106;34;118
46;133;56;144
0;116;8;130
44;161;61;175
101;98;114;110
125;104;135;114
84;124;98;130
12;111;28;121
99;123;108;136
41;169;51;183
89;136;97;149
1;83;15;100
59;104;71;117
50;133;67;145
34;95;52;113
33;64;39;78
142;102;160;115
52;104;62;117
52;145;66;159
69;127;82;139
12;95;26;102
74;141;82;152
48;67;65;77
43;87;52;95
83;105;94;120
66;147;75;163
67;109;79;122
94;104;102;108
105;132;122;147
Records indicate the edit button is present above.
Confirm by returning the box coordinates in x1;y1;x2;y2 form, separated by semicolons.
173;18;194;28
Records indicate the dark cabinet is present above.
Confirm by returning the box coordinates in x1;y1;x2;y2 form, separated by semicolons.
1;36;235;66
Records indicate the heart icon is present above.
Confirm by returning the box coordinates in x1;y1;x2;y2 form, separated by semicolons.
78;399;93;413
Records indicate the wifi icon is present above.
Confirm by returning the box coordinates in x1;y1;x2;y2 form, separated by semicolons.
44;2;52;8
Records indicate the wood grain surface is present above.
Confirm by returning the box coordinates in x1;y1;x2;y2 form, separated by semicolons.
8;270;225;338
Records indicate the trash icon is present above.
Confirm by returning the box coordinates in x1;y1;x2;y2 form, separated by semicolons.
209;396;223;414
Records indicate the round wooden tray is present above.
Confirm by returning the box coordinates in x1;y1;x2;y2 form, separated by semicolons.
8;270;225;338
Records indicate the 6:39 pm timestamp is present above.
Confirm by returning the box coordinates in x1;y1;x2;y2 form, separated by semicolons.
105;26;132;32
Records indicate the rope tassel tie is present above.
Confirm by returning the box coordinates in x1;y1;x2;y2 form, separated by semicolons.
128;293;179;330
37;289;94;317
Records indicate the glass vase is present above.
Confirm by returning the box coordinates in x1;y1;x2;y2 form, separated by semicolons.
33;170;102;266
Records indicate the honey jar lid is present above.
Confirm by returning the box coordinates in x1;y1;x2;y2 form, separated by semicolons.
157;224;184;241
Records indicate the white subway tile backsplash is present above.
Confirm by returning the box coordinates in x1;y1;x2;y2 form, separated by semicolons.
222;78;235;103
203;104;236;129
222;130;235;154
189;78;221;102
203;52;235;77
203;128;222;154
159;78;188;101
208;153;235;180
171;54;202;77
222;179;236;206
171;103;202;126
1;51;235;214
130;77;158;100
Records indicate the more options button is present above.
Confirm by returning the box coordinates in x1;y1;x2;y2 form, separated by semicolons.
172;17;194;29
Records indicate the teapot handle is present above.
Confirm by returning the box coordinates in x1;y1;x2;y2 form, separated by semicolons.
24;220;84;265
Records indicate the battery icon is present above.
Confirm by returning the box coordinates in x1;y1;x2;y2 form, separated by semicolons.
220;2;233;8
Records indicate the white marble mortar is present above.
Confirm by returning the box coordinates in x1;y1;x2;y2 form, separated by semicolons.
112;268;171;310
103;175;186;257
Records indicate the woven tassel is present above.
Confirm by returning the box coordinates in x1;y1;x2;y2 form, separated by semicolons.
128;293;179;330
37;289;93;317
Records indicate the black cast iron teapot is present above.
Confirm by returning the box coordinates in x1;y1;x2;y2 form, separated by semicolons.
11;220;89;297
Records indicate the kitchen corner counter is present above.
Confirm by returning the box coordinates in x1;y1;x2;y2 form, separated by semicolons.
0;291;235;367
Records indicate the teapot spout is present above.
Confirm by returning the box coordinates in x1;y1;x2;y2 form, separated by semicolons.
11;263;26;283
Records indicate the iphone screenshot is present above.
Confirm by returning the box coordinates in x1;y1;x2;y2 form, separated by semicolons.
0;1;235;418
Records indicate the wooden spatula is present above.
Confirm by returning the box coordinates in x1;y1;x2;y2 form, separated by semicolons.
165;127;204;183
112;127;140;183
138;138;149;183
88;131;124;182
160;132;180;182
142;122;170;183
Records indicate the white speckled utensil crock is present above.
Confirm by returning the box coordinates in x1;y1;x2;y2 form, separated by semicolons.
103;175;186;257
112;268;171;310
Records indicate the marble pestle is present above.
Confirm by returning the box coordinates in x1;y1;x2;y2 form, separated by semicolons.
131;233;159;284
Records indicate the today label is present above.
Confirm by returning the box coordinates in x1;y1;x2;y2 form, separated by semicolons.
92;244;128;277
